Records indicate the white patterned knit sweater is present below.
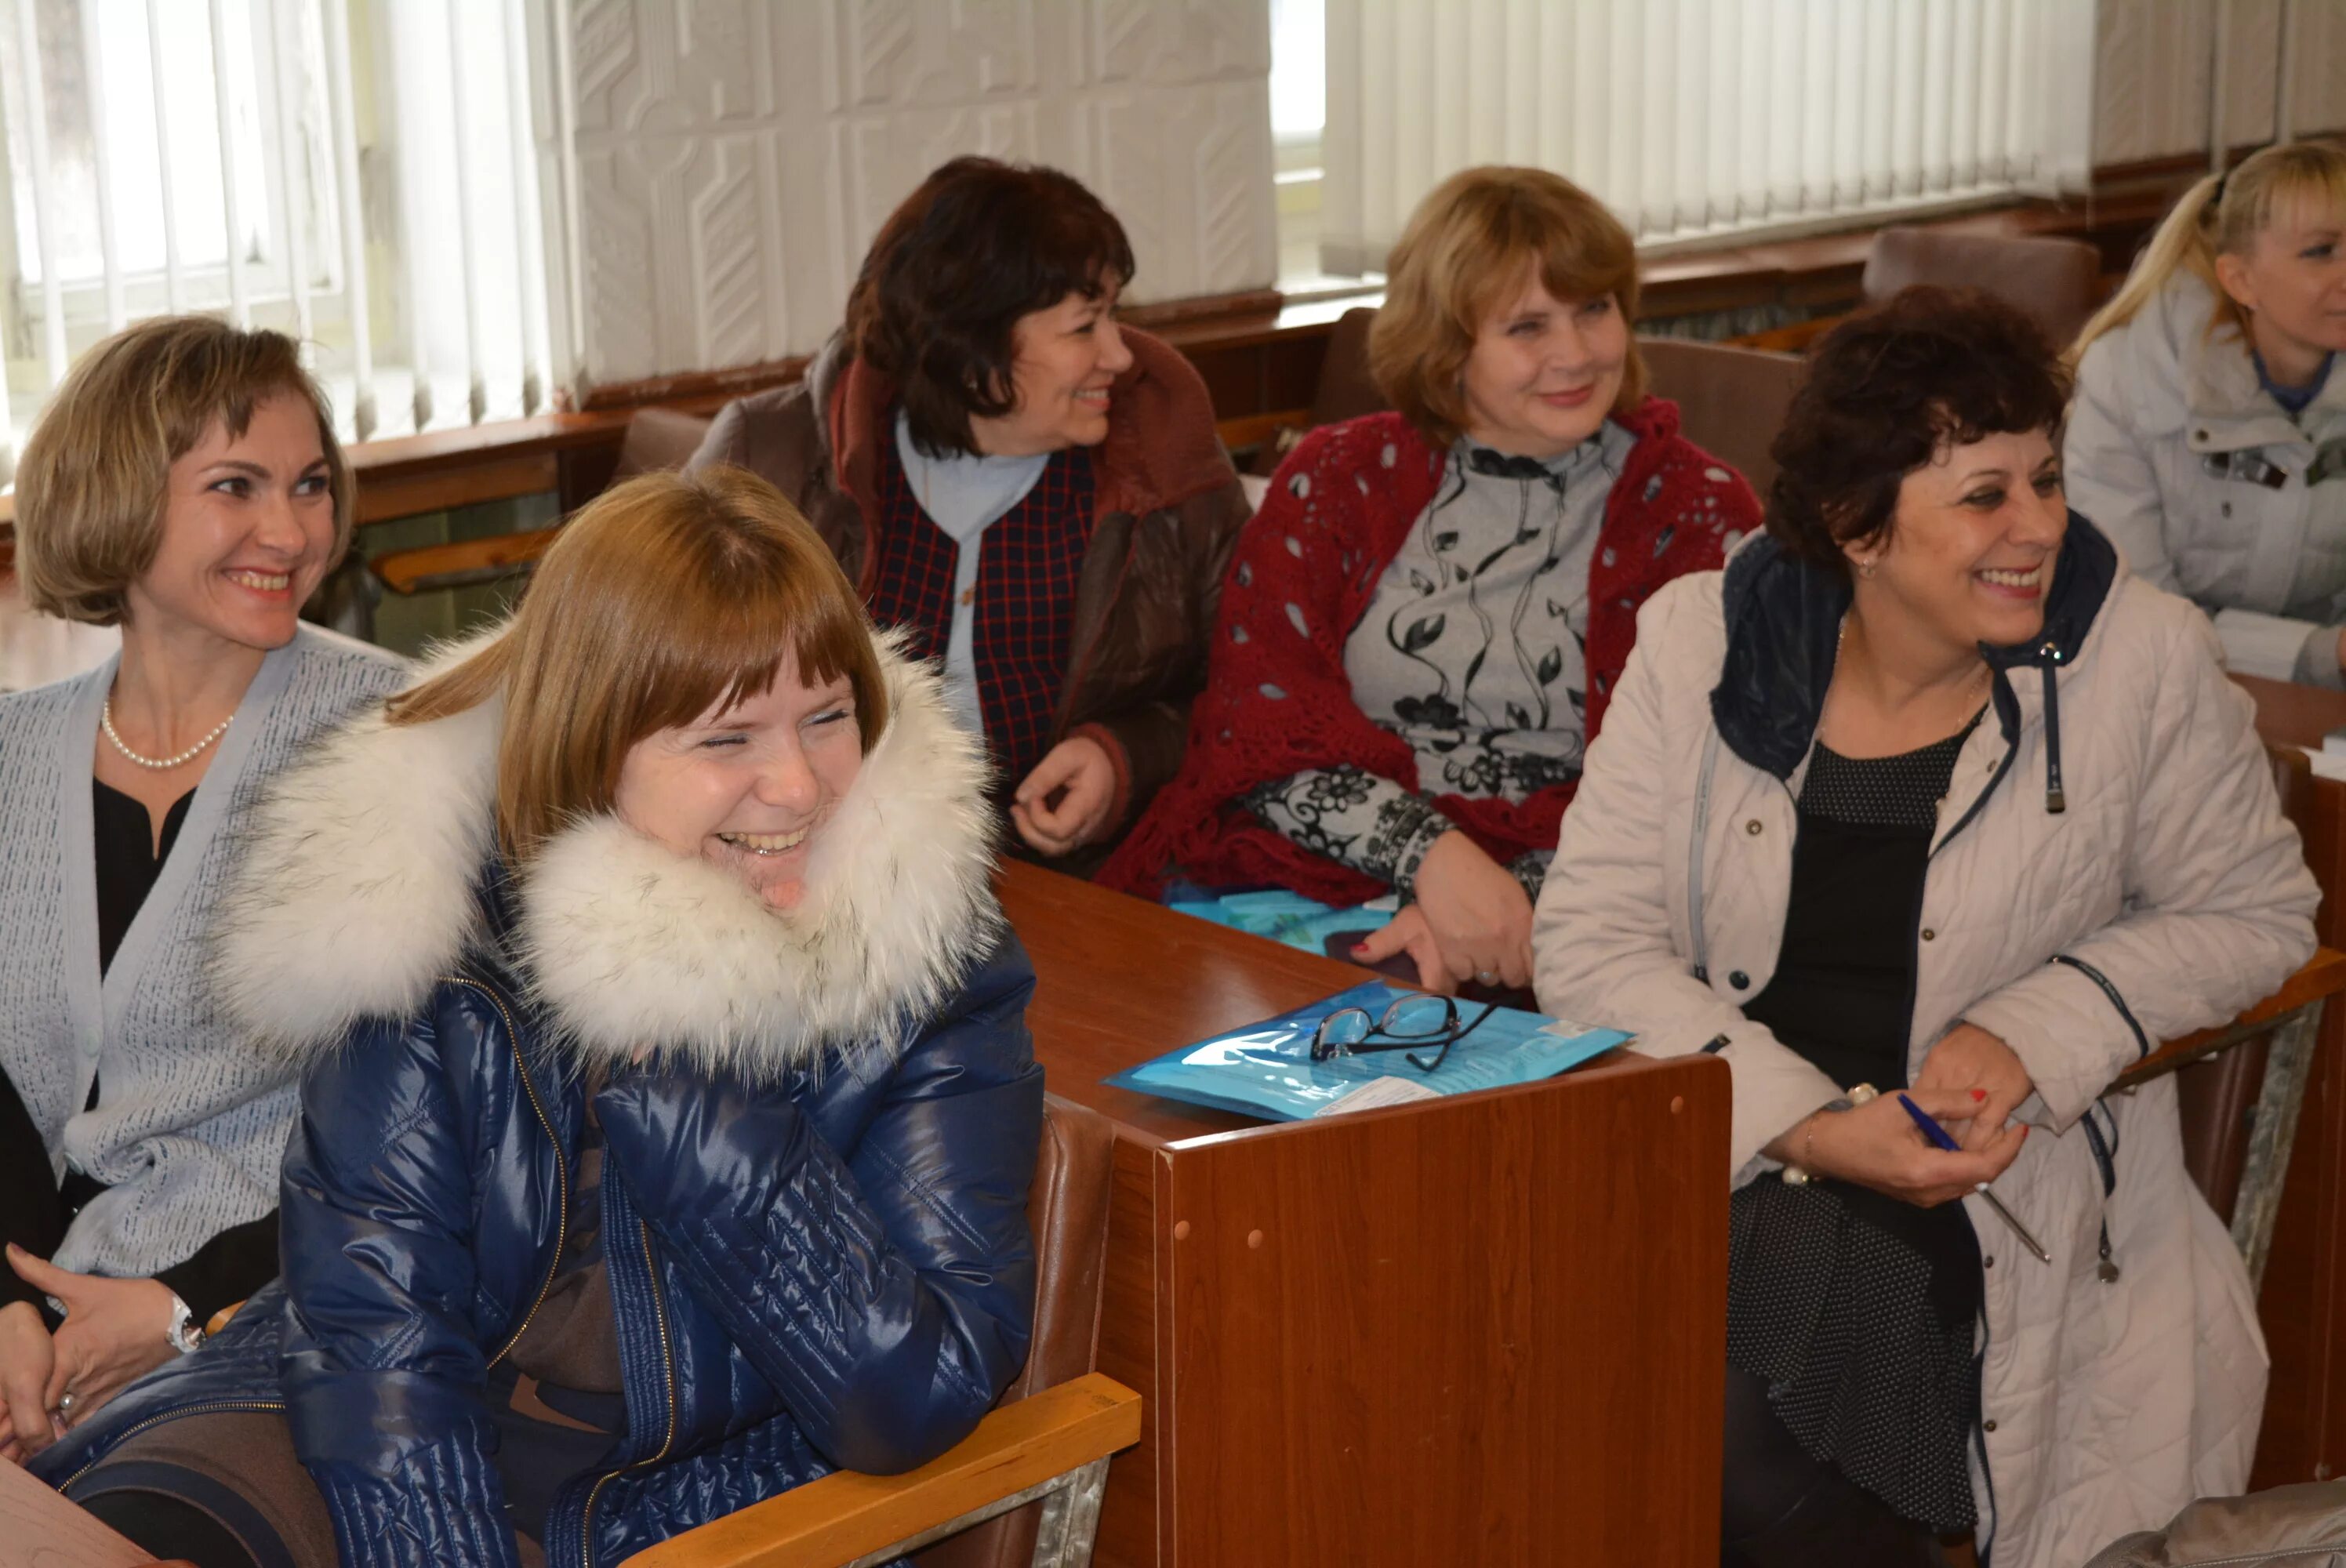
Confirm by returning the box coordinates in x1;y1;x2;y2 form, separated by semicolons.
0;626;407;1279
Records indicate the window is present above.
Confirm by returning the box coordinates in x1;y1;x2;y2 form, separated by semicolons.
1270;0;1347;292
0;0;555;479
1298;0;2095;279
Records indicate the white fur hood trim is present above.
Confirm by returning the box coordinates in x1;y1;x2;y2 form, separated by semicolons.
217;633;1001;1078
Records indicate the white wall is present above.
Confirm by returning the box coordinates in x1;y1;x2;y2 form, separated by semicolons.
542;0;1278;394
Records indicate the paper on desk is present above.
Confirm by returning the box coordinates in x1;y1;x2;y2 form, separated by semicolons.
1314;1074;1444;1116
2299;745;2346;783
1104;980;1627;1123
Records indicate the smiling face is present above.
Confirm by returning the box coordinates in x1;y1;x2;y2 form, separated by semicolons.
2216;194;2346;376
968;285;1135;456
121;393;338;650
612;654;866;913
1853;427;2068;657
1458;261;1630;460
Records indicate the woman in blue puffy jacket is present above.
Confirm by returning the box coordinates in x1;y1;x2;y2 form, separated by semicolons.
27;466;1042;1568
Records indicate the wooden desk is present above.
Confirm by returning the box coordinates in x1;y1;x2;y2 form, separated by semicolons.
2235;673;2346;1486
996;861;1730;1567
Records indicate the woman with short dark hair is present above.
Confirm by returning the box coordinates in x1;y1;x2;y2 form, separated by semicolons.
690;157;1248;866
1101;165;1756;993
1533;285;2315;1567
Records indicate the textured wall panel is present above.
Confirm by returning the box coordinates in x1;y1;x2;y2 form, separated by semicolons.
555;0;1274;388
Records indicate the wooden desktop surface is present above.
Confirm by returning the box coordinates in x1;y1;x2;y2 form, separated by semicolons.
994;861;1730;1567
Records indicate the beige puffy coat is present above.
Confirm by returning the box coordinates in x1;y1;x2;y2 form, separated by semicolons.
2067;273;2346;685
1534;528;2317;1567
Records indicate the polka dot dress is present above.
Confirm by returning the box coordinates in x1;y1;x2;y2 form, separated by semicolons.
1799;730;1970;829
1726;720;1985;1534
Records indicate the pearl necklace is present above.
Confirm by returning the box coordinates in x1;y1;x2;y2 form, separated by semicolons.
102;696;231;770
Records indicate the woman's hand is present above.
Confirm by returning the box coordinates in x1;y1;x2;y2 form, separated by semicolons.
1351;906;1453;994
1766;1087;2028;1207
1011;736;1119;856
1405;830;1534;989
1914;1022;2036;1152
0;1298;58;1463
5;1246;177;1439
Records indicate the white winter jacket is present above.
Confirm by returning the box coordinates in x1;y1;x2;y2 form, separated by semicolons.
2066;273;2346;684
1535;519;2318;1568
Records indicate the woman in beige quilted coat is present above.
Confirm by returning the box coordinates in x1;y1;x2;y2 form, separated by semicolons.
1535;289;2317;1568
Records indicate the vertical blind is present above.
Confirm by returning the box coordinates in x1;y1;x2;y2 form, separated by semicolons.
1320;0;2096;275
0;0;554;484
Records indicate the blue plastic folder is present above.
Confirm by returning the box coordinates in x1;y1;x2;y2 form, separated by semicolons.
1102;980;1629;1123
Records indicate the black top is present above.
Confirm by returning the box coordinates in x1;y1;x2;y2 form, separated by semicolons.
1741;726;1972;1091
93;779;196;975
13;781;279;1323
1723;719;1988;1533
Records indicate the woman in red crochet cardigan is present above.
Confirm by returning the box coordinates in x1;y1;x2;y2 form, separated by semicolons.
1101;166;1763;993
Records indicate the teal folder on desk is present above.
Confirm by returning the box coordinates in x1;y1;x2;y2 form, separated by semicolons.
1103;979;1629;1123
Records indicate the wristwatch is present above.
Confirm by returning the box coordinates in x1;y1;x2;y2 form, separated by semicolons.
165;1293;205;1355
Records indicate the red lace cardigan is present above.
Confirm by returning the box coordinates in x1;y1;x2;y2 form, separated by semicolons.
1098;402;1762;905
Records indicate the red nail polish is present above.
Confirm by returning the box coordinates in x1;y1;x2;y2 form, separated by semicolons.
1971;1088;1987;1101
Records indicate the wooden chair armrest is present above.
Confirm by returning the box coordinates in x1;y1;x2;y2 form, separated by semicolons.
623;1373;1142;1568
2115;949;2346;1089
370;527;561;595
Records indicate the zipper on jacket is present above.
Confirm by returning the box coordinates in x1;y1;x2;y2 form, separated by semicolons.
442;976;570;1369
1048;520;1140;751
60;1399;288;1490
1688;728;1721;982
576;1218;679;1568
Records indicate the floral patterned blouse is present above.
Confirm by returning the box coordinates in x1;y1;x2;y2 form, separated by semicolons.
1241;423;1633;900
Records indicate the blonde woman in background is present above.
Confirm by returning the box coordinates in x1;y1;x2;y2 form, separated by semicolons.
2065;140;2346;683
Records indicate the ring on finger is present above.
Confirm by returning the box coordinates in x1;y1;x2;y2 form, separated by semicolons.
54;1389;75;1417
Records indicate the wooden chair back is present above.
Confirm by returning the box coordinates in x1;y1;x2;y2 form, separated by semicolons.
913;1094;1117;1568
1860;227;2104;347
1636;337;1802;499
2167;748;2326;1222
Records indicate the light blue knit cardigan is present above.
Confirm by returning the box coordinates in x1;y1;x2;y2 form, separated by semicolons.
0;625;407;1279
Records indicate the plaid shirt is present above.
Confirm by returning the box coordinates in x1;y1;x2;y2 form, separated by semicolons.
867;438;1097;788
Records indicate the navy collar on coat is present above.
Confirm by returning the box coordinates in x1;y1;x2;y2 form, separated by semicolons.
1710;512;2118;804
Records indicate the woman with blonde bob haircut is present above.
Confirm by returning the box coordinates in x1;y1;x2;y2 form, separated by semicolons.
2066;140;2346;684
35;467;1044;1568
0;316;402;1468
1106;165;1758;996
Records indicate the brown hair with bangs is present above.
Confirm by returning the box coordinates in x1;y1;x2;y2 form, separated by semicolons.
844;156;1135;458
1368;165;1647;448
14;314;353;626
388;467;888;862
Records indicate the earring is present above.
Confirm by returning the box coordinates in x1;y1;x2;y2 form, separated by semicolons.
1856;557;1877;579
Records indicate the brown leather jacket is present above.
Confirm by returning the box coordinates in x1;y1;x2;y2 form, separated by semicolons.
686;326;1251;852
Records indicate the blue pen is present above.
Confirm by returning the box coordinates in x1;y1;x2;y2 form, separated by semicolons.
1898;1093;2053;1265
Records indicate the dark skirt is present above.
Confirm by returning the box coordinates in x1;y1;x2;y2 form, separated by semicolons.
1727;1172;1984;1533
